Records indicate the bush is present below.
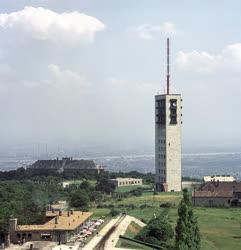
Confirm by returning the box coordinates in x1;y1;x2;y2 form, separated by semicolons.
160;202;172;208
130;188;143;197
135;211;174;246
127;204;137;210
68;190;90;209
110;208;119;217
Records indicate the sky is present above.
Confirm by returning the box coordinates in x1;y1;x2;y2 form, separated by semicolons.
0;0;241;154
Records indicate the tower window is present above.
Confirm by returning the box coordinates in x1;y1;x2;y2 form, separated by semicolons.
156;99;166;125
170;99;177;124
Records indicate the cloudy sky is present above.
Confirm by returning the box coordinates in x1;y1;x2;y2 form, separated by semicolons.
0;0;241;153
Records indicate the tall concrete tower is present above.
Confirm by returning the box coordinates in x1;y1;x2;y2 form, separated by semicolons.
155;38;182;192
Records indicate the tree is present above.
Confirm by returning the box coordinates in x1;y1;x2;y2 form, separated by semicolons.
175;189;201;250
89;191;103;204
68;190;90;209
109;208;119;217
95;174;115;194
136;209;174;246
79;181;92;191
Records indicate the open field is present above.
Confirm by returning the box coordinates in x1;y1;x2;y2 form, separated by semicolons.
115;184;152;193
90;192;241;250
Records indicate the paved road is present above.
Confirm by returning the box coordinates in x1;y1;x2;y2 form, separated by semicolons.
82;215;145;250
105;215;145;250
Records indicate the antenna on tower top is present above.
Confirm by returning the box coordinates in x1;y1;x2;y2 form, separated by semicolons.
167;38;170;95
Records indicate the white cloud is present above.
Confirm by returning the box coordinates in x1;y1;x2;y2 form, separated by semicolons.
48;64;90;90
176;43;241;73
0;6;105;46
137;22;176;40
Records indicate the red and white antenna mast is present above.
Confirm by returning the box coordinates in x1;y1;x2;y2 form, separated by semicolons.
167;38;170;95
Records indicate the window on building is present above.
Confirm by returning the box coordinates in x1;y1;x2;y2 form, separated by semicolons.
156;99;166;125
209;200;213;207
170;99;177;125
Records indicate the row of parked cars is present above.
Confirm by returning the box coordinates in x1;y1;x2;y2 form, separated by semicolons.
70;218;105;245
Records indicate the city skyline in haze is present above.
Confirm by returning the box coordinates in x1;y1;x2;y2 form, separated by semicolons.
0;1;241;154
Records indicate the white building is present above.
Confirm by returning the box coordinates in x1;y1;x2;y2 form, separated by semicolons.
203;175;235;183
155;38;182;192
109;178;143;187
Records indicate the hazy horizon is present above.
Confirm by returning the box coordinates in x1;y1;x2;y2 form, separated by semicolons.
0;1;241;153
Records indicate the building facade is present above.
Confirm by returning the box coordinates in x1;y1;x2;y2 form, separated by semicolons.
155;94;182;192
203;175;235;183
9;210;92;244
192;181;241;207
109;178;143;187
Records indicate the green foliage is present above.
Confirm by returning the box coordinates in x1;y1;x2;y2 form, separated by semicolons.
175;189;201;250
136;209;174;247
96;173;115;194
130;187;143;197
0;178;63;234
110;208;119;217
160;202;172;208
79;180;92;191
68;190;90;209
89;191;103;203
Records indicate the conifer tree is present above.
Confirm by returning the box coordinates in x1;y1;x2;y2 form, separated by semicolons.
175;189;201;250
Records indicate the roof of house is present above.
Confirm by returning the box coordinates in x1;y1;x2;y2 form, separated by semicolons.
200;181;241;192
28;159;96;170
193;190;233;198
192;181;241;198
16;211;92;232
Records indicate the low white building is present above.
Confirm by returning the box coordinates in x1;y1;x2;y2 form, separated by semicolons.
109;178;143;187
203;175;235;183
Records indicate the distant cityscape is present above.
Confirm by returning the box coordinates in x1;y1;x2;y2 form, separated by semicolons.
1;151;241;180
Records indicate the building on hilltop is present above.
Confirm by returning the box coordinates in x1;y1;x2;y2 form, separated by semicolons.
27;157;104;174
192;181;241;207
155;38;182;192
9;210;92;244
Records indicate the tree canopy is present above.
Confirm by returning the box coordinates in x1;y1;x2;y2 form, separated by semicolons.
175;189;201;250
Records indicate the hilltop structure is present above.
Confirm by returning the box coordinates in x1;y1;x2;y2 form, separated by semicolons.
155;38;182;192
28;157;104;174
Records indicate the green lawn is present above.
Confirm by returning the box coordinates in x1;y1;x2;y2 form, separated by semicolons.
90;192;241;250
115;185;152;193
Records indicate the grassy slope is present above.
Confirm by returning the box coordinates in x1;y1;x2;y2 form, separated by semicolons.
116;222;151;249
90;193;241;250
